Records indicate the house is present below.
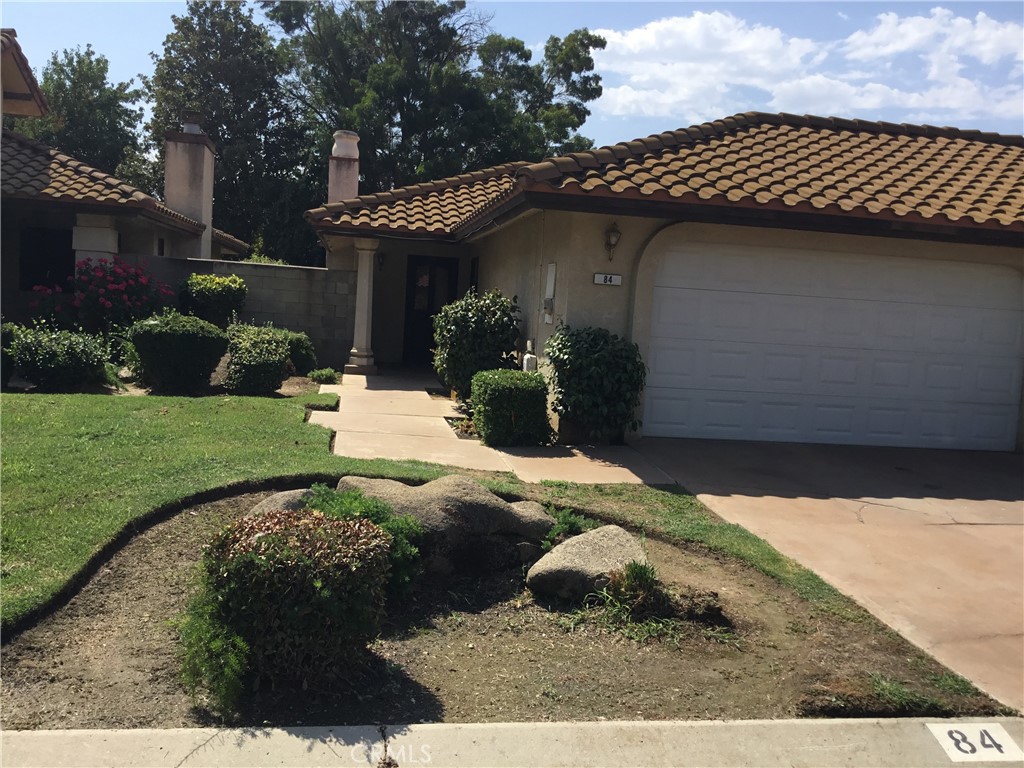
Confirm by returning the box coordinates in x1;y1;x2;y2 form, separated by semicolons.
306;113;1024;451
1;30;247;320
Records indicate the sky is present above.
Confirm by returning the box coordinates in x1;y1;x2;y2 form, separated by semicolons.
2;1;1022;148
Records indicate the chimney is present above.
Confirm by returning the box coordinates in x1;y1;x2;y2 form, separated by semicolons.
328;130;359;202
164;111;215;259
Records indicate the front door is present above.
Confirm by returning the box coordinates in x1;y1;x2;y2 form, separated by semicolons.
403;255;459;365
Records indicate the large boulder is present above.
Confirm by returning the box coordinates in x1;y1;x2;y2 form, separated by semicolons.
248;488;314;517
526;525;647;602
337;474;555;574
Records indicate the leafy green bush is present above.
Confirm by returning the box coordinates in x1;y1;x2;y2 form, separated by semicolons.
129;310;228;394
276;329;318;375
179;508;392;714
544;326;647;442
1;322;16;387
224;323;289;395
470;369;550;446
304;484;423;598
308;367;338;384
433;288;519;400
180;273;247;328
5;322;107;391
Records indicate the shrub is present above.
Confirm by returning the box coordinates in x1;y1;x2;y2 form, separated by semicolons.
180;508;392;713
224;323;290;395
30;256;174;334
1;322;16;387
544;326;647;442
433;288;519;400
180;273;247;328
5;322;107;391
304;484;423;598
308;367;338;384
542;507;600;551
129;310;228;393
276;329;318;375
470;369;551;446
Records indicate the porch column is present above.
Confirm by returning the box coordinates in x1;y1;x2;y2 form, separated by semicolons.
345;237;379;374
72;214;118;261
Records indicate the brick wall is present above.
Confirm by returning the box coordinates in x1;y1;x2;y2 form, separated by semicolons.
131;255;357;369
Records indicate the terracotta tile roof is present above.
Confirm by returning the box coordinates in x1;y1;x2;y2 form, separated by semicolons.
213;228;250;253
1;29;49;116
307;112;1024;240
2;129;203;232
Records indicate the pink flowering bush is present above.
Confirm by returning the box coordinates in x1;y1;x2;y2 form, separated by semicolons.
31;256;175;334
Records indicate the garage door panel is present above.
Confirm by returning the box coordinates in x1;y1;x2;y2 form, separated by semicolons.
644;387;1018;449
645;244;1022;449
648;337;1018;404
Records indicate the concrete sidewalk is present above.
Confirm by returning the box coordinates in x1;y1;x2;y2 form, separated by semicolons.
309;373;671;484
4;718;1022;767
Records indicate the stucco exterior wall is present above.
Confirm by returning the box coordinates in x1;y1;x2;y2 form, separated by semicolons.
134;257;357;369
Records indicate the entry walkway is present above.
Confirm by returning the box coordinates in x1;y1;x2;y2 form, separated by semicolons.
308;372;671;484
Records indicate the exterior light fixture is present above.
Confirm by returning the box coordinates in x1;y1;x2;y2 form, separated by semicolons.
605;222;621;261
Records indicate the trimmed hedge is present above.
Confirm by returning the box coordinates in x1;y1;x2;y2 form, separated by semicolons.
180;273;246;328
4;323;107;391
276;329;318;375
433;288;519;400
129;310;228;394
471;368;551;447
179;508;392;713
224;323;289;395
545;326;646;442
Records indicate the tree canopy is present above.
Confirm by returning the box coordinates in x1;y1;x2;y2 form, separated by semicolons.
6;45;143;179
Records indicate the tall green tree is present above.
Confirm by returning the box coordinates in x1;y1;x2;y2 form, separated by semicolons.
145;1;322;264
6;45;144;179
263;0;605;193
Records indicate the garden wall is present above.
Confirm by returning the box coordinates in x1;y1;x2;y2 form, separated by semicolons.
127;255;357;369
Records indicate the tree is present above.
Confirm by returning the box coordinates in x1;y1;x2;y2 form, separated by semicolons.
6;45;144;179
263;0;605;193
145;1;322;264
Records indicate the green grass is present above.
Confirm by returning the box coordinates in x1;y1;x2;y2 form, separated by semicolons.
537;481;862;618
0;392;470;628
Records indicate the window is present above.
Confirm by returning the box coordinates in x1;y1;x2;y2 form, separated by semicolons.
18;227;74;290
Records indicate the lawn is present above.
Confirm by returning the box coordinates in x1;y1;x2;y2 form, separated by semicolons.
0;392;450;628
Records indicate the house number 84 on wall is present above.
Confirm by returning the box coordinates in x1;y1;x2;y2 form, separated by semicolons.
926;723;1023;762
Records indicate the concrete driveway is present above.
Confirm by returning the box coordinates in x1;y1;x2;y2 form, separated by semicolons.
633;438;1024;712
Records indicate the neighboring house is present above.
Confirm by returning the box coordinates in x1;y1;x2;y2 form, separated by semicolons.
307;112;1024;451
1;30;247;321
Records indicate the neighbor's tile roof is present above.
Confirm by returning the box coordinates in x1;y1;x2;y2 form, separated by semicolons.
1;29;48;116
1;129;252;247
307;112;1024;240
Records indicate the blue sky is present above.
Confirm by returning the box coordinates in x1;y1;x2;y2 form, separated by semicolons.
2;1;1022;147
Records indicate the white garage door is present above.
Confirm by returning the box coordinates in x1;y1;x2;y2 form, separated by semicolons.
643;243;1023;450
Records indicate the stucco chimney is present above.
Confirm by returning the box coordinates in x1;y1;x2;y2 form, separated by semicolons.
328;130;360;202
164;112;215;259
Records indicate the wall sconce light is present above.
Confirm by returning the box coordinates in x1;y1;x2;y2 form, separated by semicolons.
605;222;621;261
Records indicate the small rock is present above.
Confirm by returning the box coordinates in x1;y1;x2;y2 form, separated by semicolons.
526;525;647;602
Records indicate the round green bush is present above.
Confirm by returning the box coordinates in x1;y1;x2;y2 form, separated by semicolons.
180;273;247;328
129;310;228;394
471;369;551;446
433;288;519;400
225;324;290;395
544;326;647;443
5;322;107;391
278;329;318;375
195;509;392;695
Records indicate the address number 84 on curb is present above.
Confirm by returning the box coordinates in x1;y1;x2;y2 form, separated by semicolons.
926;723;1024;762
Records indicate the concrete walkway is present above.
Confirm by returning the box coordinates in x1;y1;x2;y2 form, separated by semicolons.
5;718;1023;767
632;438;1024;713
309;372;671;484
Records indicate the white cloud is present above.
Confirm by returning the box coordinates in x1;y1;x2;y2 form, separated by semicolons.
587;7;1023;132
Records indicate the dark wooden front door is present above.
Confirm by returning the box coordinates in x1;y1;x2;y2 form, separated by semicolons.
403;255;459;365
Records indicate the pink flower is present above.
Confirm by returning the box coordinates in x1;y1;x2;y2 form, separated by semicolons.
98;289;105;295
98;258;108;265
94;269;104;278
72;298;82;308
54;286;62;293
103;300;113;309
139;276;149;286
